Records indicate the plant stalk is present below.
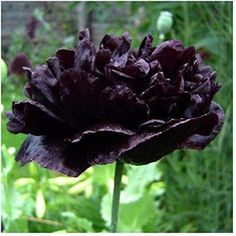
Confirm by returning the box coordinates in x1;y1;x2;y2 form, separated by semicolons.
110;160;124;233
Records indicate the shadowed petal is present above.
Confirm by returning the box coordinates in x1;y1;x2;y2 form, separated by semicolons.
24;65;60;108
7;101;74;136
47;56;61;79
56;49;75;70
66;123;135;143
99;85;150;128
16;135;90;177
151;40;184;78
75;38;96;72
179;102;224;149
59;69;106;123
95;49;111;73
137;34;153;58
120;105;222;164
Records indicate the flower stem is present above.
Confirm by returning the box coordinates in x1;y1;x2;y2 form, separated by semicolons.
111;160;124;233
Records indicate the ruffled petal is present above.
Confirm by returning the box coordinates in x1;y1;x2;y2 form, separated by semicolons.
55;49;75;70
100;32;131;60
7;101;74;136
151;40;184;78
16;135;90;177
120;105;222;164
74;37;96;72
47;56;61;79
137;34;154;58
95;49;111;73
66;123;134;143
179;102;224;149
59;69;106;123
99;85;150;128
23;65;60;109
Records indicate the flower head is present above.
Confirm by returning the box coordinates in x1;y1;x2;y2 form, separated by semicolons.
25;16;40;40
9;53;32;76
6;29;224;177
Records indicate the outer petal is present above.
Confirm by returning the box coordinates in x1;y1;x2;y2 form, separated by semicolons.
179;102;224;149
7;100;74;136
64;124;135;168
66;123;135;143
120;104;223;165
16;124;135;177
16;135;90;177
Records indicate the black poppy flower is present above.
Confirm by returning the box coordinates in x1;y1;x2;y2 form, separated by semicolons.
6;29;224;177
9;53;32;76
25;16;40;40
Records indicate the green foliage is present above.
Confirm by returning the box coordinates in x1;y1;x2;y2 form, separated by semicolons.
1;1;232;233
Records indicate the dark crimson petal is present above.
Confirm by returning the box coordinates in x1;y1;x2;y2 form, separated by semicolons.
65;129;131;167
23;66;62;112
95;49;111;73
7;101;74;136
100;32;131;59
74;38;96;72
179;46;196;65
122;58;150;77
79;28;90;41
179;102;224;149
99;85;150;128
47;56;61;79
6;111;24;133
120;106;222;165
55;49;75;70
138;118;178;133
137;34;153;58
151;40;184;78
108;58;150;82
113;52;129;68
59;69;106;123
66;123;134;143
16;135;90;177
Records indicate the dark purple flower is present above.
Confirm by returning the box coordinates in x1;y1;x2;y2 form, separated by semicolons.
9;53;32;76
25;16;40;40
6;29;224;177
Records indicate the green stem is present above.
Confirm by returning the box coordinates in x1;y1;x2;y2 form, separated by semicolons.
111;160;124;233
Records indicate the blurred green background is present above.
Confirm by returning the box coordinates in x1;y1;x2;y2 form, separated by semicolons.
1;1;232;233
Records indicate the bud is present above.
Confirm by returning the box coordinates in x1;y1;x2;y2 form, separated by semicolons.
9;53;32;76
156;11;173;34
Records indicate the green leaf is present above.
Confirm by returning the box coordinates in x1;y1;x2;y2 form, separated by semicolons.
121;163;161;203
92;163;115;186
119;193;157;232
14;178;36;187
61;212;94;232
100;193;112;225
48;177;81;186
67;179;91;194
35;189;46;218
